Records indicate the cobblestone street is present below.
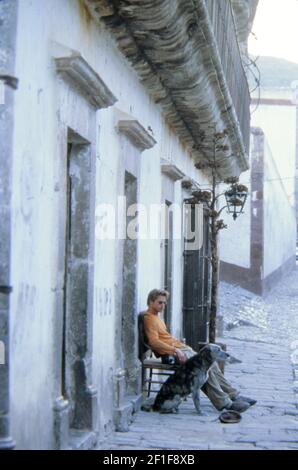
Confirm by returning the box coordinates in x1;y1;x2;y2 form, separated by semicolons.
100;267;298;450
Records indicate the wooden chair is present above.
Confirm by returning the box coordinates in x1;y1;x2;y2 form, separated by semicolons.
138;312;178;397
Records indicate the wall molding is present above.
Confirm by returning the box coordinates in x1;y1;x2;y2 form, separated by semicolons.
161;162;185;181
55;54;117;109
117;119;156;150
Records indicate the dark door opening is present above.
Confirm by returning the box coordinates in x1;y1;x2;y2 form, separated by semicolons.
121;171;138;394
182;205;211;349
163;201;173;328
62;130;93;430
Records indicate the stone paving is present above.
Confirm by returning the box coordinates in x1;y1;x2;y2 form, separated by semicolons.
99;267;298;450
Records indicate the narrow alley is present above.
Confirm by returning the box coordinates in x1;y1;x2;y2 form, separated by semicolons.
100;268;298;450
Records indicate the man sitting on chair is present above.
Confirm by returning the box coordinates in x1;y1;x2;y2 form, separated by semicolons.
143;289;256;413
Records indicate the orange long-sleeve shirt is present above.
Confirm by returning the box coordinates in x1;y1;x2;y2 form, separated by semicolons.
143;311;184;355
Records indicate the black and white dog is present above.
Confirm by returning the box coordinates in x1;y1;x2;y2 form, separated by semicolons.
153;344;229;414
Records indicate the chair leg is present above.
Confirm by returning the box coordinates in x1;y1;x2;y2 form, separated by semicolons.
147;368;153;397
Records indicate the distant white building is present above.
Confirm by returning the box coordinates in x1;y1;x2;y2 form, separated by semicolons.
220;83;297;294
291;81;298;240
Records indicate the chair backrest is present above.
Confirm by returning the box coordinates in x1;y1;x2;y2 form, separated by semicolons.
138;311;151;360
138;312;178;397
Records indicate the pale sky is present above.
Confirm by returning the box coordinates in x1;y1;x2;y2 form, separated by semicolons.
248;0;298;64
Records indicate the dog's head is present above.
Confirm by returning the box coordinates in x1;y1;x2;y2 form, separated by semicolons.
199;344;230;365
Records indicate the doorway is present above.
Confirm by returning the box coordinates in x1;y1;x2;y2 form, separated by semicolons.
163;201;173;328
182;205;211;348
121;171;138;393
62;129;94;430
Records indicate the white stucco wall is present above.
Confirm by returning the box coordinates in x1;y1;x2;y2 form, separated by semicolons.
220;127;296;287
263;140;296;277
251;87;296;277
220;86;297;284
219;169;251;269
9;0;208;448
252;88;296;203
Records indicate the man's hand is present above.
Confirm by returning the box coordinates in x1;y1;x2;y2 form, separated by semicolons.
175;348;186;364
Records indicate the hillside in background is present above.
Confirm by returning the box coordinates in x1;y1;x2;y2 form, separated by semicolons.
248;55;298;89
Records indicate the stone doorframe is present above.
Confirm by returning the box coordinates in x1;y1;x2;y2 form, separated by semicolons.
160;162;185;330
113;115;156;431
0;0;19;450
53;53;116;449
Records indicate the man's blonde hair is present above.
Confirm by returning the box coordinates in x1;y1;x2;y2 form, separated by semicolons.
147;289;169;306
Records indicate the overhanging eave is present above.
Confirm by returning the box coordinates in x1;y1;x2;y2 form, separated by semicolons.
85;0;250;178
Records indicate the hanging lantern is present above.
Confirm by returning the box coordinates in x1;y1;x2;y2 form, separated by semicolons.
224;183;248;220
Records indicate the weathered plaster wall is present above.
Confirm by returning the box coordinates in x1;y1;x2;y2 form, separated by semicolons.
263;139;296;277
10;0;100;444
220;128;296;295
9;0;207;448
0;0;18;451
219;168;251;270
251;88;296;202
251;87;296;276
220;86;297;294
